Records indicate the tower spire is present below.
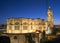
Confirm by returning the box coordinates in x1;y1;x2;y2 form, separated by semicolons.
47;7;54;28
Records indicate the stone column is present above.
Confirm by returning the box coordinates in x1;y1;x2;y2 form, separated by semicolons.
34;33;39;43
9;35;14;43
39;33;42;43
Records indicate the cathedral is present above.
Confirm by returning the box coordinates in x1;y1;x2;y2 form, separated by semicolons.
7;7;54;34
0;7;54;43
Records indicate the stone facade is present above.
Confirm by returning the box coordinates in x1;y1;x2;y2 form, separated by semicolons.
0;7;54;43
7;18;47;33
6;7;54;34
9;35;26;43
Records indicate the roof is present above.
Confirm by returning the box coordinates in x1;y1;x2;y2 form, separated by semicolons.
54;25;60;28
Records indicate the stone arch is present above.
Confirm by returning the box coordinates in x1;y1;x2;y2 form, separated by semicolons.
23;22;28;25
0;36;10;43
14;36;17;39
13;36;18;43
15;22;20;25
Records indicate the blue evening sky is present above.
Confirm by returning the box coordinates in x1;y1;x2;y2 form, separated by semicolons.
0;0;60;24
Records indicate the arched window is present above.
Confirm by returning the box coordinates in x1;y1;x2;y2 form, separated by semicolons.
23;22;28;30
23;22;28;25
9;25;12;30
14;36;17;39
14;22;20;30
14;36;18;43
15;22;19;25
31;23;33;29
23;25;27;30
15;26;19;30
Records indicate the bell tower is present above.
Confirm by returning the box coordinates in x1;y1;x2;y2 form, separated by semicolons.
47;7;54;28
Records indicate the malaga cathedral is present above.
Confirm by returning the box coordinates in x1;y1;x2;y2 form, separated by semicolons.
7;7;54;34
0;7;54;43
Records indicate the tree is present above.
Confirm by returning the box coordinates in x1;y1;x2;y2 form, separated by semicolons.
40;31;48;43
25;33;35;43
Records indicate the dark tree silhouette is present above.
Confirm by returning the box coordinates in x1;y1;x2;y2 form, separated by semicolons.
25;33;35;43
40;31;48;43
0;36;10;43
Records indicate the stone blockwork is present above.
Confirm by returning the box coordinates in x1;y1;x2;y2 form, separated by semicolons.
9;34;26;43
0;7;54;43
7;18;47;33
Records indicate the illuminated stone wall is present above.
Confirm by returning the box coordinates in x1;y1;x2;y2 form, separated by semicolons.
47;7;54;28
6;7;54;34
7;18;47;33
